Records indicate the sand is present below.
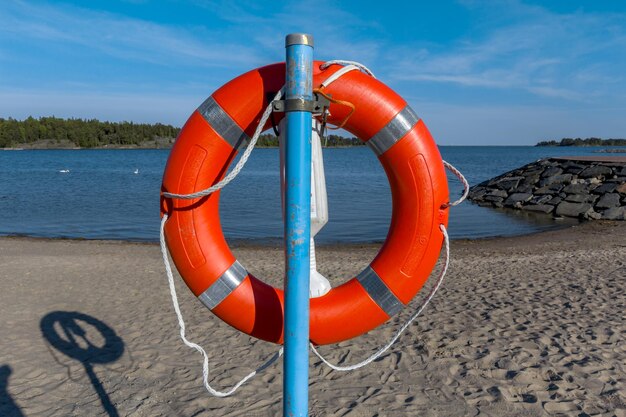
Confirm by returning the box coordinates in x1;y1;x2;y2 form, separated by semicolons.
0;221;624;416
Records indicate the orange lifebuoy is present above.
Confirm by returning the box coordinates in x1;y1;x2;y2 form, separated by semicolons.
160;62;449;346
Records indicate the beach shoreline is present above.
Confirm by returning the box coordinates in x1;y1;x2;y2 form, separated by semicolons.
0;216;590;248
1;221;624;416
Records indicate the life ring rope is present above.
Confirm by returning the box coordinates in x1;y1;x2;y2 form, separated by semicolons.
159;60;470;396
159;217;459;393
159;166;468;395
443;160;471;207
160;60;466;327
160;61;369;202
160;213;284;397
319;60;376;77
310;224;450;371
160;87;283;200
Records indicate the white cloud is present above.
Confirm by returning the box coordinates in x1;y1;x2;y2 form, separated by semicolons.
2;0;625;145
0;1;267;69
525;86;585;101
386;1;626;103
404;72;517;88
192;0;273;25
0;0;390;130
0;0;386;76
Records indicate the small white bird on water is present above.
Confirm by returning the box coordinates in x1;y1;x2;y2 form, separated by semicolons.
59;169;70;173
134;168;139;174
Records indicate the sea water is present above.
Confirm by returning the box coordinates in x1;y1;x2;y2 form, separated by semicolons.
0;146;609;243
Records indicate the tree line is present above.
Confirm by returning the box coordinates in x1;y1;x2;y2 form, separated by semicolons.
536;137;626;147
0;116;180;148
0;116;365;148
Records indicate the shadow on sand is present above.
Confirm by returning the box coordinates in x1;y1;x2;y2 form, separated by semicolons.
40;311;124;417
0;365;25;417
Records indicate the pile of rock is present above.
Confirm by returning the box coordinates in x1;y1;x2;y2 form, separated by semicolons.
468;158;626;220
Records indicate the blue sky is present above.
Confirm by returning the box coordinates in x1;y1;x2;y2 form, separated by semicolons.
1;0;625;145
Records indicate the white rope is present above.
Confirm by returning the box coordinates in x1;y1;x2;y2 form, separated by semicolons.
310;224;450;371
161;61;376;201
442;160;469;207
320;60;376;78
320;65;360;89
159;60;470;383
319;63;467;207
161;89;283;200
160;214;283;397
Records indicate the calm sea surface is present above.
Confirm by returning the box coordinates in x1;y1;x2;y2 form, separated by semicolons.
0;146;612;244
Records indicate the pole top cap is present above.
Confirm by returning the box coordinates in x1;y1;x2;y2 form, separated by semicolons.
285;33;314;47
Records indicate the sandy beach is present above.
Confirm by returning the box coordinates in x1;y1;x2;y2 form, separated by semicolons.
1;221;624;416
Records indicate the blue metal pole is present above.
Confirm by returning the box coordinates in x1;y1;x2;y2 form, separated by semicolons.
283;33;313;417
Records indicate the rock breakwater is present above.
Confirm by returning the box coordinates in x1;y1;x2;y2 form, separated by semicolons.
468;157;626;220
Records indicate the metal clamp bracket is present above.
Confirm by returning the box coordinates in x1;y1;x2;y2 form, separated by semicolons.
272;93;330;114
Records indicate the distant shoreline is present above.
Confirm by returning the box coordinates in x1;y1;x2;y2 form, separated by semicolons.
0;143;367;150
0;116;364;149
0;136;175;150
0;217;577;245
536;137;626;147
1;144;172;150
